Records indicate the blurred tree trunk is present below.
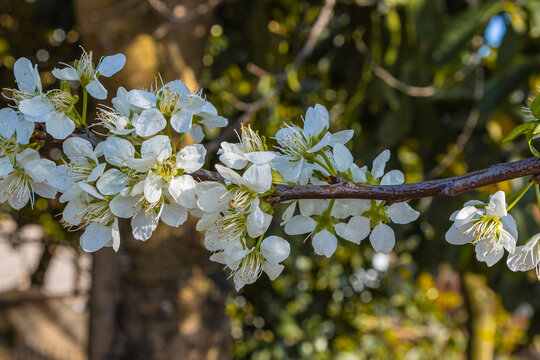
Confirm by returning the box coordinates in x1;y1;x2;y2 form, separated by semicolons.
73;1;231;359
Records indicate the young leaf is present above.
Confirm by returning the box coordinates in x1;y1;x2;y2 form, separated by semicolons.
530;95;540;119
502;121;538;143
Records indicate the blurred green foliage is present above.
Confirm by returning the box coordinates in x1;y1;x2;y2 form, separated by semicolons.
1;0;540;358
201;0;540;357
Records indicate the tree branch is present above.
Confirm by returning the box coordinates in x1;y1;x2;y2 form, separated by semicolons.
39;127;540;205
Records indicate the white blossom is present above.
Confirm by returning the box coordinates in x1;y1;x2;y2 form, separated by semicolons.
445;191;517;266
52;49;126;100
507;234;540;278
0;148;56;209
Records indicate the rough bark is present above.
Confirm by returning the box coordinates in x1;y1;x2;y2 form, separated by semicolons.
73;1;231;359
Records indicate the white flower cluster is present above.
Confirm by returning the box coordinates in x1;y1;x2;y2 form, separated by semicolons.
446;190;540;278
7;48;505;292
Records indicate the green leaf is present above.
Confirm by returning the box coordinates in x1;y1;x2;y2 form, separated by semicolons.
502;121;539;143
530;95;540;119
527;132;540;157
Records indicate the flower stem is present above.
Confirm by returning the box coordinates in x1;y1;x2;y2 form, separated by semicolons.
81;88;88;125
320;151;337;174
255;233;265;248
166;124;176;150
313;158;336;177
506;182;533;211
534;184;540;210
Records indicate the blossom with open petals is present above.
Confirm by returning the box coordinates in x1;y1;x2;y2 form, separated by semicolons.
52;48;126;100
446;191;517;266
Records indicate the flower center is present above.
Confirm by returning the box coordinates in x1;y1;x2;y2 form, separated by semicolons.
465;216;503;244
229;185;257;212
83;199;115;226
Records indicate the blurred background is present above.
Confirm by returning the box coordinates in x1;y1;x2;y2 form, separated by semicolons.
0;0;539;359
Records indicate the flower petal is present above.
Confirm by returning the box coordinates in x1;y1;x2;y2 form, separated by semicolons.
371;150;390;179
369;223;395;254
176;144;206;173
161;202;188;227
312;230;337;258
386;202;419;224
97;53;126;77
46;112;75;140
136;109;167;137
260;235;290;263
284;215;317;235
86;79;108;100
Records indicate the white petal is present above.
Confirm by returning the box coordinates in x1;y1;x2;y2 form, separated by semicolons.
284;215;317;235
445;224;471;245
380;170;404;186
88;163;106;182
176;144;206;173
263;262;285;281
101;137;135;167
135;109;167;137
500;228;516;254
260;235;290;263
25;158;54;182
280;201;297;225
47;165;73;192
63;196;86;225
371;150;390;179
386;202;419;224
307;132;332;153
195;182;228;212
475;240;504;266
299;199;329;217
19;95;54;118
51;67;79;81
312;230;337;258
127;89;157;109
63;136;96;163
215;164;243;184
168;174;197;204
16;117;35;145
15;58;41;93
454;206;481;228
141;135;172;162
328;130;354;146
46;112;75;140
304;104;329;138
350;164;367;183
485;190;507;218
0;157;13;178
80;223;113;252
243;151;276;165
131;209;159;241
334;216;370;244
0;108;18;138
170;111;193;134
242;163;272;193
369;223;395;254
246;207;272;238
332;144;353;172
97;169;128;195
144;171;163;203
85;79;107;100
97;53;126;77
189;125;205;143
110;195;140;218
501;214;518;241
161;202;188;227
111;220;121;252
31;181;57;199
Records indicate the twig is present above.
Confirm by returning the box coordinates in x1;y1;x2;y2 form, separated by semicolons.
39;128;540;203
370;64;437;97
293;0;336;70
428;64;485;178
150;0;229;39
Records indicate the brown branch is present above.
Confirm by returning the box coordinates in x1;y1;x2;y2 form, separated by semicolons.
40;127;540;203
293;0;336;70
